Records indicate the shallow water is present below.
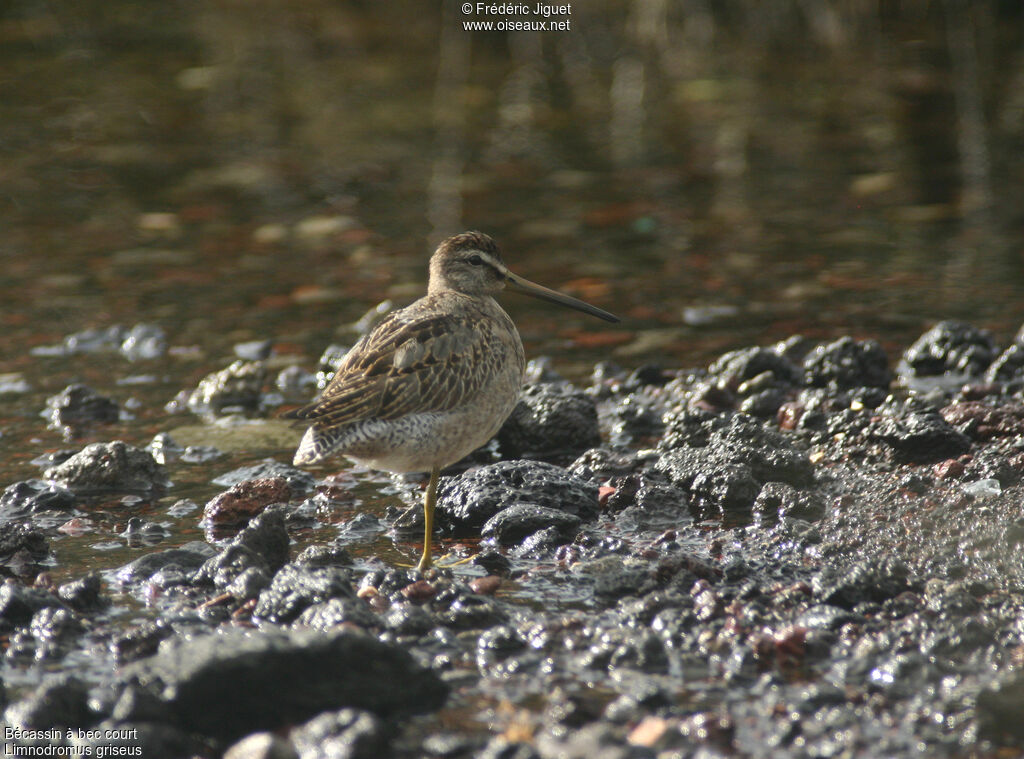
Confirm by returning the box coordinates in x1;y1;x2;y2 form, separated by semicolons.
1;0;1023;710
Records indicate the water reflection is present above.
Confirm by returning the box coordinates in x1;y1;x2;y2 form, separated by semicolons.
2;1;1023;369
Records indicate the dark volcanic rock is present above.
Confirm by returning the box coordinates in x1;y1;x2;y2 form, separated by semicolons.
0;581;68;633
901;320;997;378
804;337;891;389
196;508;289;591
231;506;291;573
708;346;802;391
119;322;168;361
656;414;813;517
45;384;119;432
496;382;601;462
872;410;972;464
752;482;827;525
431;460;599;533
481;503;583;546
115;542;216;586
115;629;447;741
43;441;169;495
57;572;107;613
985;343;1024;383
252;564;357;623
0;480;77;519
297;597;377;632
187;360;267;415
812;558;915;609
0;523;51;568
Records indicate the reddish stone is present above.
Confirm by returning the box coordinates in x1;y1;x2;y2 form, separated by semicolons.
202;477;292;527
934;459;965;480
777;401;804;431
469;575;502;595
401;580;438;601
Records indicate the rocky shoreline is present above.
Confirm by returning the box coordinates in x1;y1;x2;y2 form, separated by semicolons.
3;319;1024;757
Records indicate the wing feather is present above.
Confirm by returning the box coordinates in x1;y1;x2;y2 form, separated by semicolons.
284;300;509;428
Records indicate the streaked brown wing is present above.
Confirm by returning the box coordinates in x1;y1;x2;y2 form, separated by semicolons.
284;308;498;427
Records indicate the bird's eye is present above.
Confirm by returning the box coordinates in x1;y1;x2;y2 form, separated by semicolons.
467;254;483;266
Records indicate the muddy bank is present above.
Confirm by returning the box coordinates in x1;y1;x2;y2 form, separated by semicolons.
2;320;1024;757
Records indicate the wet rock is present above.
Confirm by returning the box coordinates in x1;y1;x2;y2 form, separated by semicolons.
752;482;827;525
213;459;316;495
4;675;93;729
120;516;168;545
31;326;125;357
110;621;175;663
708;346;802;392
0;581;68;633
737;388;787;418
253;564;357;624
524;356;565;385
476;625;527;674
587;560;656;602
44;441;169;495
901;320;997;378
45;384;119;433
812;558;915;609
10;606;85;660
804;336;891;389
196;508;290;591
606;391;666;442
290;708;387;759
114;542;216;586
333;512;385;546
120;323;167;361
276;365;316;397
656;415;813;518
0;373;30;394
57;572;107;613
481;504;583;546
602;471;680;508
224;732;299;759
0;523;50;569
235;339;273;361
202;477;293;529
985;343;1024;383
313;344;349;389
429;460;599;534
872;410;971;464
496;383;601;462
187;360;267;415
234;507;291;571
295;544;354;568
115;628;447;741
568;447;642;483
296;597;377;632
382;602;437;636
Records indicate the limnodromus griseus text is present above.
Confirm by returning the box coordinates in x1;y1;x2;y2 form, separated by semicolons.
285;231;619;571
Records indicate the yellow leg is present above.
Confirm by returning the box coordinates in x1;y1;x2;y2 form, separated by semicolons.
416;466;440;572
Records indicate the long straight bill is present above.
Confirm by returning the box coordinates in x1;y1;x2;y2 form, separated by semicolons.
504;272;620;323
